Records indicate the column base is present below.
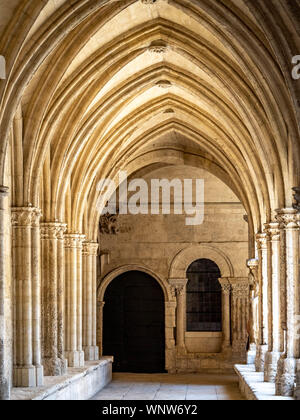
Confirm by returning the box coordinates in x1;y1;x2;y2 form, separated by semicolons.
13;365;39;387
246;343;256;365
59;358;68;375
176;345;187;356
84;346;99;361
221;344;232;358
255;344;268;372
264;351;281;383
35;365;44;386
44;357;67;376
275;357;297;397
0;377;10;400
65;351;85;368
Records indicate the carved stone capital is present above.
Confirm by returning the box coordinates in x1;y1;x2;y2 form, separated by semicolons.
64;233;85;249
82;242;99;256
41;222;67;240
218;278;231;295
276;208;299;230
231;283;250;299
256;232;268;249
169;278;187;298
11;207;39;228
264;222;280;241
229;278;250;298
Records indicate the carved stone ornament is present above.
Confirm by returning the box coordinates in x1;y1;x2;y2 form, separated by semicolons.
99;213;119;235
82;242;99;256
141;0;157;4
256;232;268;249
292;187;300;211
264;222;280;241
276;208;299;229
11;207;41;228
149;40;168;54
40;222;66;240
156;80;172;89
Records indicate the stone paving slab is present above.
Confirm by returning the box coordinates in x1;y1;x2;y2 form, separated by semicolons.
91;372;245;401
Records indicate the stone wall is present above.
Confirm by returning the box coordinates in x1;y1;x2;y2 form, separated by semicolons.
99;167;249;372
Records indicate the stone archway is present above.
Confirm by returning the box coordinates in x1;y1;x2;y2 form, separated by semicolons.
102;270;166;373
169;244;234;280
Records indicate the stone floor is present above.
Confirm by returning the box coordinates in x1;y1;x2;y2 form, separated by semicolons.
91;373;245;400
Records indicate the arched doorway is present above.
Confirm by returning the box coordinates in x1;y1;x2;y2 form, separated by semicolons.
186;259;222;332
103;271;165;373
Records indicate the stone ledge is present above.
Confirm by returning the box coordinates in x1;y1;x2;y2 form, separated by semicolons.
11;358;113;400
234;364;294;401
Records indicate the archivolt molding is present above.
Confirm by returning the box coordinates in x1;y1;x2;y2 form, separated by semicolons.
98;264;171;302
169;244;234;279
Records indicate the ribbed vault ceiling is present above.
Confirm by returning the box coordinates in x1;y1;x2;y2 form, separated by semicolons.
0;0;299;247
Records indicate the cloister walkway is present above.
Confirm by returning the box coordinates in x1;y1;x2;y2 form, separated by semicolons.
91;373;245;401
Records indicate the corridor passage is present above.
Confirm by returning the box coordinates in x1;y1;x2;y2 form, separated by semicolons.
91;373;245;401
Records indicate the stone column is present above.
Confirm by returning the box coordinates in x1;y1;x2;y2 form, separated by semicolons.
275;209;299;396
264;222;282;382
246;259;259;364
76;235;85;363
0;187;9;399
165;301;176;373
82;242;99;361
169;278;187;353
41;223;67;376
230;278;250;360
218;278;231;354
97;301;105;356
255;233;269;372
31;209;43;385
12;207;44;387
57;224;67;374
64;234;84;367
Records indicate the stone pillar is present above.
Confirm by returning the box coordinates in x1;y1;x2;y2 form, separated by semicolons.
97;301;105;356
169;278;188;353
264;222;282;382
0;187;9;399
12;207;44;387
31;209;43;385
255;233;269;372
165;301;176;373
82;242;99;361
64;234;85;367
76;234;85;363
275;209;299;396
57;224;67;374
41;223;67;376
246;259;259;364
230;278;250;360
218;278;231;354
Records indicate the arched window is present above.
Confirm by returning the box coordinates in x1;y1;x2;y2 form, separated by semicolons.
186;259;222;332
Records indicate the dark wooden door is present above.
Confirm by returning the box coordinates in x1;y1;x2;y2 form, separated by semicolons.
103;271;165;373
